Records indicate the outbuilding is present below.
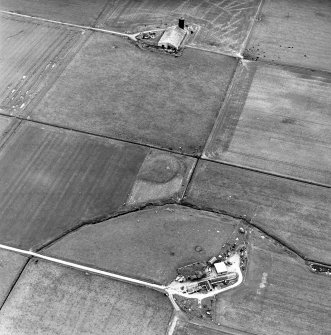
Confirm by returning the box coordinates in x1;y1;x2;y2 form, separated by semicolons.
214;262;228;275
158;25;187;50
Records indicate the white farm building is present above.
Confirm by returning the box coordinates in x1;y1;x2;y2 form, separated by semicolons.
158;26;187;50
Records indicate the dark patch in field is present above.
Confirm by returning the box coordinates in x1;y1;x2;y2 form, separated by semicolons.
0;122;147;249
204;61;331;186
281;117;296;124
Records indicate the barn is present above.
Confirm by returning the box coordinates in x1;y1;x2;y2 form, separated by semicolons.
158;26;187;50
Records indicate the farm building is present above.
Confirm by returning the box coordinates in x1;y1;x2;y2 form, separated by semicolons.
158;25;187;50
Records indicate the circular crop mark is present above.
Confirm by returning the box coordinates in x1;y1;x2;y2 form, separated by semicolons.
139;154;181;183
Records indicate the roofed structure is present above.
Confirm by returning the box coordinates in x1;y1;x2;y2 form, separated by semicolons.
158;26;187;50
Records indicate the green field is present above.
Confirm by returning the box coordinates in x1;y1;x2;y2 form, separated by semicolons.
44;205;239;284
185;160;331;264
212;228;330;334
30;33;236;155
246;0;331;72
0;13;83;116
0;0;108;26
0;122;147;249
0;260;173;335
204;61;331;186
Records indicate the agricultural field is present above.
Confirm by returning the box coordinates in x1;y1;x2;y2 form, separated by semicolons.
0;261;173;335
42;206;331;334
29;32;237;155
245;0;331;72
0;12;85;116
0;0;330;334
204;61;331;186
0;0;109;26
211;227;330;335
0;122;147;249
184;160;331;264
0;250;27;307
44;205;239;284
97;0;263;56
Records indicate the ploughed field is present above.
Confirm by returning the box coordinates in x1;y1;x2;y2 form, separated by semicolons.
0;0;330;334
